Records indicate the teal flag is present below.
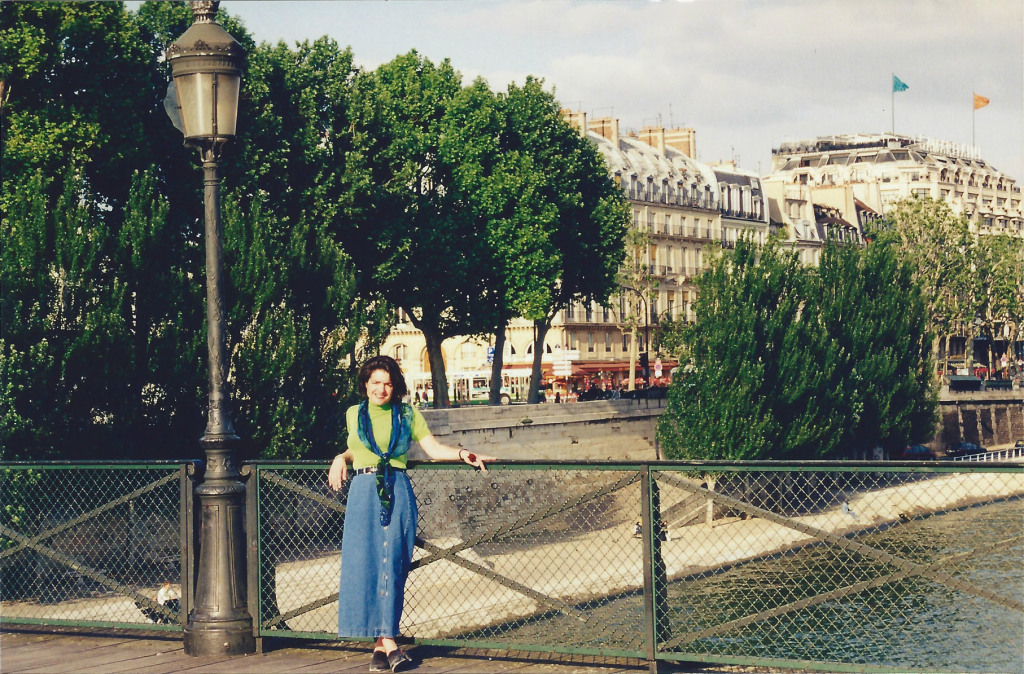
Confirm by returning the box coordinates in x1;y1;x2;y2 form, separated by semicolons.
892;74;909;92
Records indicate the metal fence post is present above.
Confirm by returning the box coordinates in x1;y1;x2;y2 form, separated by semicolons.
180;462;198;623
244;464;262;653
640;463;669;673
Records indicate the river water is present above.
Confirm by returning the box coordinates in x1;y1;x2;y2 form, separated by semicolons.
477;499;1023;673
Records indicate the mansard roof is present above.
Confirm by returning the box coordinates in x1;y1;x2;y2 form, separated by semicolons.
588;131;720;196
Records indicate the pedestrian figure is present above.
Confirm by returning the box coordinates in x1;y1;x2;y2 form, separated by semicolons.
328;356;494;671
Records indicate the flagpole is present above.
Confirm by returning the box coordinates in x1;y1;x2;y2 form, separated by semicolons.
891;74;895;133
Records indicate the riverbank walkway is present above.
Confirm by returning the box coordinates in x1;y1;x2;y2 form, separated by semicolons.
1;627;784;674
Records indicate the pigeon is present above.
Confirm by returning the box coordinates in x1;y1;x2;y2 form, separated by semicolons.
841;501;858;520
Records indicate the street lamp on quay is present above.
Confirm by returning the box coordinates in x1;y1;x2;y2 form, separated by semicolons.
165;1;254;656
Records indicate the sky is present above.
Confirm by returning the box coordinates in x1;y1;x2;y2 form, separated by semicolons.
186;0;1023;179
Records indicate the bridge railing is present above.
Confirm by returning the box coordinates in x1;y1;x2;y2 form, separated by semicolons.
953;446;1024;462
2;460;1022;673
0;462;194;632
250;460;1024;674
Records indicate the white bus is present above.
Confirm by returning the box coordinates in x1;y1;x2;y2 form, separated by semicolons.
410;369;532;405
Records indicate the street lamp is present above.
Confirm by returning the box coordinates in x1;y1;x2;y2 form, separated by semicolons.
165;1;253;656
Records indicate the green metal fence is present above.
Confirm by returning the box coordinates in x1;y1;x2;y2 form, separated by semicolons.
0;462;193;632
251;461;1024;673
2;460;1022;673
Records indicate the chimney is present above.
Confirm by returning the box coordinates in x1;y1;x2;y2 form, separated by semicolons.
560;109;588;137
588;116;619;147
665;127;697;158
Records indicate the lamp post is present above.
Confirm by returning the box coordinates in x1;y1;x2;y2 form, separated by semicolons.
165;1;254;656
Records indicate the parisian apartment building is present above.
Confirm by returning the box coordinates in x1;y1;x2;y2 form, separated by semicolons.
762;132;1023;265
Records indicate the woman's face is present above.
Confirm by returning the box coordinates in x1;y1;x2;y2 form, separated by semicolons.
366;369;394;406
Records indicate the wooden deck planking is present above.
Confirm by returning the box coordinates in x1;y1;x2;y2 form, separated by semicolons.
0;630;652;674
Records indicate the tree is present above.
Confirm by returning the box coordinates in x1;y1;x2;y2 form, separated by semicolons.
867;198;977;373
811;242;937;454
617;223;657;390
493;84;629;404
657;238;936;460
974;233;1024;375
443;78;572;405
1;3;207;460
333;51;498;408
218;36;372;458
657;240;822;460
2;2;374;461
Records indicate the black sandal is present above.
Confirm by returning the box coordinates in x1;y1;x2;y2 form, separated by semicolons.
387;648;412;672
369;649;389;672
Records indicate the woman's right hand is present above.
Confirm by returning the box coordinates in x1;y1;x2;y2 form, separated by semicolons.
328;453;349;491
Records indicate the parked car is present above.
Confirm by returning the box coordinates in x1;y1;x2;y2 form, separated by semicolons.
898;444;936;460
946;441;986;458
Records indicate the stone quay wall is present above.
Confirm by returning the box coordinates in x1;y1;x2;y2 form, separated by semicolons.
411;389;1024;460
412;398;665;461
934;389;1024;449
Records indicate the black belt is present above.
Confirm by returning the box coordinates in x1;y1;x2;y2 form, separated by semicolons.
352;466;405;476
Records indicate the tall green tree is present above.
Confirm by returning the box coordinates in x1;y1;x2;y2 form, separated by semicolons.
499;85;628;404
974;233;1024;373
617;220;658;390
657;238;935;460
657;240;824;460
333;51;497;408
1;2;207;460
811;242;936;454
218;36;372;458
867;198;977;372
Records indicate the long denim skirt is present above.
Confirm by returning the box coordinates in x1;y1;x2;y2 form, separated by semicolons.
337;471;418;638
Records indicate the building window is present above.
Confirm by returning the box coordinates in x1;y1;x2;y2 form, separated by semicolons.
622;333;630;351
568;332;577;350
648;211;655;232
392;344;407;364
603;307;611;322
585;303;593;322
633;209;640;228
587;332;595;352
605;332;612;352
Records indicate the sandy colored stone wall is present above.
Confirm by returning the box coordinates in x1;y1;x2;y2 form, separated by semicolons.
413;399;666;461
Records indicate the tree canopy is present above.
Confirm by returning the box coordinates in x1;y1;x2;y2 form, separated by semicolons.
657;238;935;460
2;1;626;461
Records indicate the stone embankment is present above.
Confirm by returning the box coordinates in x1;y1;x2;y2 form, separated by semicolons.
414;398;664;461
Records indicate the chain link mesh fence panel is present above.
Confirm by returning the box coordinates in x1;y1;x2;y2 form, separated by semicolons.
256;462;1022;672
4;459;1019;672
651;465;1024;673
252;463;649;657
0;463;187;631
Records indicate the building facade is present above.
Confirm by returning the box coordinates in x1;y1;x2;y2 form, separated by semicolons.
763;133;1023;264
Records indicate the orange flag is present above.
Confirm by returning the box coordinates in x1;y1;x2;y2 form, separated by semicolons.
974;93;990;110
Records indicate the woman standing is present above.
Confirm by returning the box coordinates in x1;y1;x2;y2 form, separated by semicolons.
328;355;491;672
